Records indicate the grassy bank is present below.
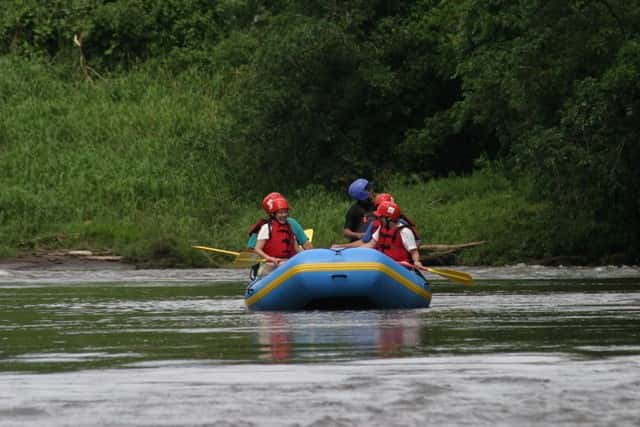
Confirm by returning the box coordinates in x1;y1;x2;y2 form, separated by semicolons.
0;57;607;266
1;57;229;265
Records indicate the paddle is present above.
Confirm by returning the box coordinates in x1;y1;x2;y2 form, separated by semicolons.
191;246;240;257
232;251;264;267
304;228;314;242
400;261;473;285
193;229;314;267
192;245;262;267
423;266;473;285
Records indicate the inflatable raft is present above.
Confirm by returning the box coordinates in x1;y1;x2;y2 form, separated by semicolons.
244;248;432;311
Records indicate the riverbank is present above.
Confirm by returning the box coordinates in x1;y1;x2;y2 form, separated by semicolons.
0;251;132;271
4;167;636;268
2;250;638;283
2;247;635;272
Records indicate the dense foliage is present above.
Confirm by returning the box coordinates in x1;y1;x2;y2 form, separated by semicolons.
1;0;638;263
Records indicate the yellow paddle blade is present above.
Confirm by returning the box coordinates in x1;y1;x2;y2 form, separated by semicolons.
232;250;264;267
425;266;474;285
192;246;240;257
304;228;314;242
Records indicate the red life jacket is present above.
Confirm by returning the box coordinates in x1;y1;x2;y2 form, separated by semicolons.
371;214;421;245
374;223;415;263
249;219;296;259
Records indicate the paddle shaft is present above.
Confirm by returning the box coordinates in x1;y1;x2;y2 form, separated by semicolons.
193;228;313;267
400;261;473;285
191;246;240;256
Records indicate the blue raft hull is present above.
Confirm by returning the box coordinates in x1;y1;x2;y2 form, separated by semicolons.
244;248;432;311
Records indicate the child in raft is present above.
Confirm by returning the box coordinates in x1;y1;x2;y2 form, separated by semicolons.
247;192;312;252
333;193;420;249
361;201;424;270
251;196;307;277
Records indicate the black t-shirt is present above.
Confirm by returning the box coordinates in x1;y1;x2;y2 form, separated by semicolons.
344;200;376;241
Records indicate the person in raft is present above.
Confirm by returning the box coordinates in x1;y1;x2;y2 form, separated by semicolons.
251;196;306;277
343;178;376;242
362;201;424;270
247;192;313;251
333;193;421;249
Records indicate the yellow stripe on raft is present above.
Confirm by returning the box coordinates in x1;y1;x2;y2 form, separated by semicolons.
245;262;432;307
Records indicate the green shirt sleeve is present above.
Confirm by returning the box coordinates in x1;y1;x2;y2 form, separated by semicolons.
287;218;308;244
246;233;258;249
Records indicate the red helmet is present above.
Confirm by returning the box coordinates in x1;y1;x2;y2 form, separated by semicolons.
262;192;284;214
374;193;394;207
374;201;400;221
267;197;289;215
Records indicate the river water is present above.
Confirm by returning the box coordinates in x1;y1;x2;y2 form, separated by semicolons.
1;264;639;426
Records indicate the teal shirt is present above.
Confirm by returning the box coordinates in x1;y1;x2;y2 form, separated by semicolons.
246;217;308;249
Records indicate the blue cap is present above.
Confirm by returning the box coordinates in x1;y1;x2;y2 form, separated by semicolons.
348;178;370;201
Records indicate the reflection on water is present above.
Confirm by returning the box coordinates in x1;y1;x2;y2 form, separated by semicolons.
255;311;422;362
2;278;640;371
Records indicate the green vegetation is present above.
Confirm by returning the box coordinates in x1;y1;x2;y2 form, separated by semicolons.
1;1;638;265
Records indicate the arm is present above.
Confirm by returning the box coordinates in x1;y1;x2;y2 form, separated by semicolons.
333;223;378;248
332;239;365;249
360;227;379;249
253;224;284;265
287;218;308;244
361;222;374;243
343;205;364;240
342;228;363;240
294;236;303;254
342;219;373;242
400;228;423;268
409;249;423;269
246;233;257;249
361;240;376;249
254;239;281;265
287;218;313;250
